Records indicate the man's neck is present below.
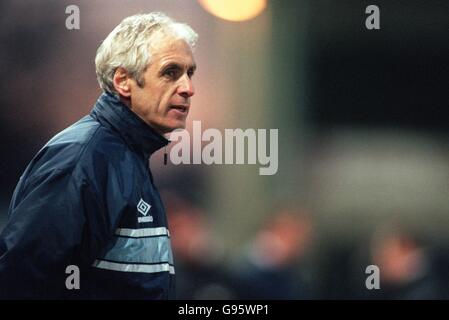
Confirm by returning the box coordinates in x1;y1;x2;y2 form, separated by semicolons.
117;94;169;139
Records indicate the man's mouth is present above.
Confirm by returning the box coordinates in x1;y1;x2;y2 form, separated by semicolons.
169;105;189;114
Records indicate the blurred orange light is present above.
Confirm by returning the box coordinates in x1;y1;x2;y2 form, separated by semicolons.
198;0;267;22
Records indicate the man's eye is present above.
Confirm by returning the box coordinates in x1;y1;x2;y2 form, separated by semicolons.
187;70;195;78
164;69;175;77
163;68;180;78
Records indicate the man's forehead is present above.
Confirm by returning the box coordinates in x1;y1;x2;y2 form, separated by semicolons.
151;38;195;67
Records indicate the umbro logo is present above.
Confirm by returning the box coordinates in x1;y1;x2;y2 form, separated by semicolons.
137;199;153;223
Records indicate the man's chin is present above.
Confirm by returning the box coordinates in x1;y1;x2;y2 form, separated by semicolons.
174;122;186;130
160;121;186;134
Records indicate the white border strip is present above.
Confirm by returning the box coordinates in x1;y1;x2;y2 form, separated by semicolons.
115;227;170;237
93;260;175;275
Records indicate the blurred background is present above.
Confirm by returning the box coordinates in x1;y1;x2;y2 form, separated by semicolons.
1;0;449;299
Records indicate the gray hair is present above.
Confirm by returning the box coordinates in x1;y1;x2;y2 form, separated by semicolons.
95;12;198;94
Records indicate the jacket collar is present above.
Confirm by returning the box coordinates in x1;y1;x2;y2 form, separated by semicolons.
91;92;169;160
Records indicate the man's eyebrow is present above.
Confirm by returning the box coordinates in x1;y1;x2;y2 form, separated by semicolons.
161;62;196;71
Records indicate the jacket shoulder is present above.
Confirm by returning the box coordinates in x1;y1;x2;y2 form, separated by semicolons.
32;114;137;175
30;115;102;176
15;114;142;204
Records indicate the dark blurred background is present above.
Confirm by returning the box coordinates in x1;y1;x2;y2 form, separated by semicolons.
1;0;449;299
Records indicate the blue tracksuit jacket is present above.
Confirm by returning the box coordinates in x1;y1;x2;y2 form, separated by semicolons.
0;93;175;299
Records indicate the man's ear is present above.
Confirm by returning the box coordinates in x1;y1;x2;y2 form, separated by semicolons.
113;67;132;98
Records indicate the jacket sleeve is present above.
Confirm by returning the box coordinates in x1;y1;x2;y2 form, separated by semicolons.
0;163;126;299
0;168;88;299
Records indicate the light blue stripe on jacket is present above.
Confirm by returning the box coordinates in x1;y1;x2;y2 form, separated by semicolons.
101;228;174;265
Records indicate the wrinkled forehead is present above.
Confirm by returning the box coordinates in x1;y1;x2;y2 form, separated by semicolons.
148;35;196;68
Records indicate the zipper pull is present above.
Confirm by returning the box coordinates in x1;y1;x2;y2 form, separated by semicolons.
164;145;168;165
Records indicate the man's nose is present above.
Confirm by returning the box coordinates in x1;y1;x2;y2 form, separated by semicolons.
177;75;195;98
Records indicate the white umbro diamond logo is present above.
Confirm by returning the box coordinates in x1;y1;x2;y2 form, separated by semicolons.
137;199;151;216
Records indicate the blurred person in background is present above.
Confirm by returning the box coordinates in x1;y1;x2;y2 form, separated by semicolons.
230;207;315;299
362;223;442;299
0;12;197;299
164;192;236;300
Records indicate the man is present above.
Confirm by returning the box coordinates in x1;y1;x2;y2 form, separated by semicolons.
0;12;197;299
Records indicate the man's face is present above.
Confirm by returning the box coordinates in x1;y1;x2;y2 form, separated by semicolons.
129;38;196;135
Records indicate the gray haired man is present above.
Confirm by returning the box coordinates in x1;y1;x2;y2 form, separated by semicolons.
0;12;197;299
